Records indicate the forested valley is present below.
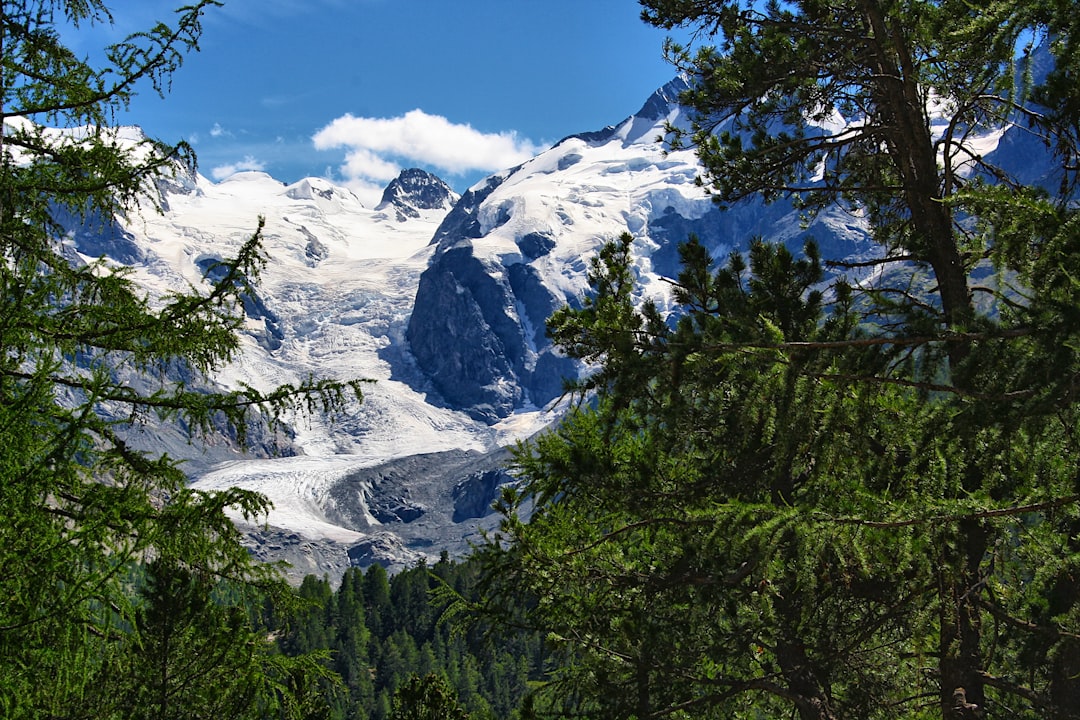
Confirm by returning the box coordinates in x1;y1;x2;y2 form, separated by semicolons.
269;556;546;720
4;0;1080;719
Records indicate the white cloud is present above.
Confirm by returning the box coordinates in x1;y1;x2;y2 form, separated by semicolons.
209;122;230;138
211;155;266;180
340;147;402;184
340;178;388;208
312;109;546;187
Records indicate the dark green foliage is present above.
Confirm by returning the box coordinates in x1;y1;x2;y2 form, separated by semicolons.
115;558;337;720
641;0;1079;341
274;559;545;720
471;3;1080;704
478;218;1080;717
0;2;359;717
391;673;470;720
466;3;1080;717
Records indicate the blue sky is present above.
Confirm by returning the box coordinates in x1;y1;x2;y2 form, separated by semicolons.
69;0;691;204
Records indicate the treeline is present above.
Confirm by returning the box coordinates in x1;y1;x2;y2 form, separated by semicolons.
271;556;545;720
10;1;1080;719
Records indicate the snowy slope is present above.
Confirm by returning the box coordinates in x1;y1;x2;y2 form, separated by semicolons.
82;164;543;578
79;68;1044;581
406;67;1061;424
125;170;484;455
407;78;876;422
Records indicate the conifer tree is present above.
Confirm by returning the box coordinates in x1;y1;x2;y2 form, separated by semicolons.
475;2;1080;718
390;673;470;720
0;2;361;716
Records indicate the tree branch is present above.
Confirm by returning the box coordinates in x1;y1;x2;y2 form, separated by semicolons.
814;495;1080;529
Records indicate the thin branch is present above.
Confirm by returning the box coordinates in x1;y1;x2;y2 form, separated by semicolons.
805;369;1037;400
826;254;917;269
977;598;1080;643
814;495;1080;529
700;327;1031;354
563;517;713;558
977;671;1047;707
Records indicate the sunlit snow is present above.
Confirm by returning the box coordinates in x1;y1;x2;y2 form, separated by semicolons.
119;169;507;545
100;74;1013;570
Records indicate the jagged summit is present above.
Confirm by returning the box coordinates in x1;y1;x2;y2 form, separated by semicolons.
634;75;691;123
405;76;722;424
569;74;691;147
66;68;1060;577
375;167;459;222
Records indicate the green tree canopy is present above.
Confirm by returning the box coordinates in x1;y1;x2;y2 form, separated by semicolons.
642;0;1078;342
474;2;1080;719
0;2;361;716
391;673;470;720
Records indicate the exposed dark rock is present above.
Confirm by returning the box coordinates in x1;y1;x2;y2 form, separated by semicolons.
196;256;285;352
452;468;512;522
557;152;583;171
234;447;518;578
346;533;418;569
294;224;329;266
428;173;505;250
406;166;584;422
52;202;144;264
635;75;691;123
403;76;878;423
517;231;556;260
243;527;351;584
507;263;555;349
305;237;329;265
370;494;425;524
529;350;576;408
375;167;458;221
406;245;525;422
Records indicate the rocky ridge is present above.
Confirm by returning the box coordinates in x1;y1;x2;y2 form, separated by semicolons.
64;69;1054;582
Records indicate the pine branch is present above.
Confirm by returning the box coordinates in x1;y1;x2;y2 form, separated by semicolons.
699;327;1031;354
814;495;1080;530
976;599;1080;643
804;369;1037;401
976;670;1047;707
825;254;918;269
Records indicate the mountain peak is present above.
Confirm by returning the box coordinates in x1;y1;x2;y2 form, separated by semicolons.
634;74;691;123
615;74;692;146
376;168;459;221
561;75;692;149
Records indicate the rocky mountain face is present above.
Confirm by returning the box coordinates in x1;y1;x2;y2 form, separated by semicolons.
375;167;459;222
404;64;1060;425
405;77;876;423
64;70;1052;582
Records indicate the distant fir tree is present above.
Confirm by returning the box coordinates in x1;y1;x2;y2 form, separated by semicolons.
390;673;470;720
0;2;363;717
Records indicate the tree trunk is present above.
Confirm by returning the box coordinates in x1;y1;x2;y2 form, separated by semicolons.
636;651;651;720
773;574;838;720
773;636;839;720
1047;530;1080;718
1051;641;1080;719
858;0;973;355
938;519;988;720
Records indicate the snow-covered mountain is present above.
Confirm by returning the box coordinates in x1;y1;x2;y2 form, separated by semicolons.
90;163;538;579
72;72;1047;582
406;77;877;423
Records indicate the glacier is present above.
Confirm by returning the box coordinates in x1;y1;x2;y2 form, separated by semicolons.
66;71;1041;582
91;162;546;579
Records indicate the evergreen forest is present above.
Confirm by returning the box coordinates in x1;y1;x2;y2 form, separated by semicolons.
4;1;1080;719
270;556;547;720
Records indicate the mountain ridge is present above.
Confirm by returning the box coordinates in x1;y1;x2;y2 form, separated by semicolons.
405;74;876;423
64;69;1049;580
